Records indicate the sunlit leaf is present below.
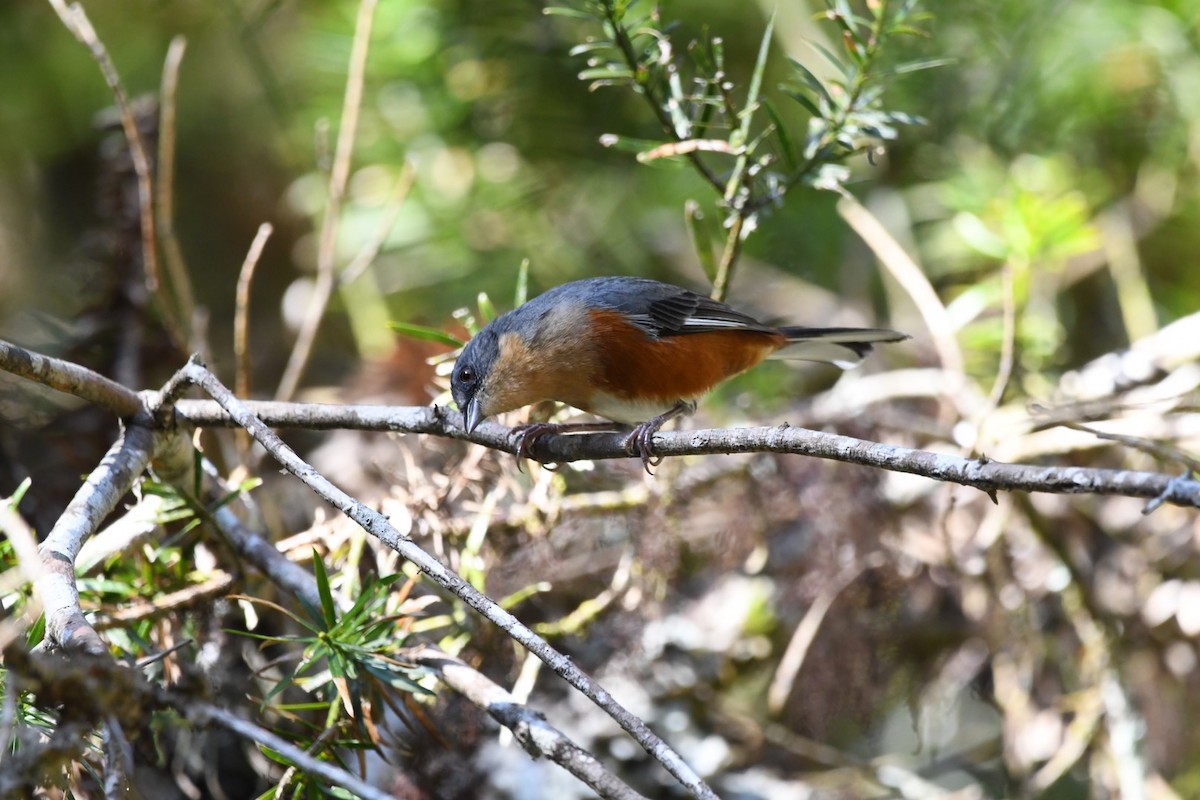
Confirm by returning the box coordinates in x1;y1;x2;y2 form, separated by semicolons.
386;322;463;348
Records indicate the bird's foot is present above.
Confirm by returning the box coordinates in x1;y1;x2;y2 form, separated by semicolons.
624;421;665;474
511;421;621;469
622;402;693;475
511;422;563;469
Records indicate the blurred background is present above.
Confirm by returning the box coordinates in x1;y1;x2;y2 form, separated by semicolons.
2;0;1200;798
2;0;1197;391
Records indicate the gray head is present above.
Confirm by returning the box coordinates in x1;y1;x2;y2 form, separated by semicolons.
451;326;501;433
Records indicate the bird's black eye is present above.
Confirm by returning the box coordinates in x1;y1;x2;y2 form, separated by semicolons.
458;365;475;384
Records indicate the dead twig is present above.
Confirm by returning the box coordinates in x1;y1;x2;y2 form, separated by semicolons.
275;0;378;402
416;648;651;800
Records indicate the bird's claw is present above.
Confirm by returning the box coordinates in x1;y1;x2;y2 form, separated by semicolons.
511;423;562;471
625;422;664;475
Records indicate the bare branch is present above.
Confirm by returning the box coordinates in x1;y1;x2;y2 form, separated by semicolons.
173;359;719;800
1;334;1194;510
157;35;196;344
36;423;156;653
0;339;141;418
416;648;651;800
837;191;965;380
275;0;379;402
190;703;396;800
170;398;1200;509
46;0;183;349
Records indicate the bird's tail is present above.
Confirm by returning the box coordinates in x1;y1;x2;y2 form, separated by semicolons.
770;327;909;369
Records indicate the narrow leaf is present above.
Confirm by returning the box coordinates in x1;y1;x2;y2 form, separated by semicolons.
312;549;338;629
543;7;597;19
477;292;497;323
685;200;718;282
578;66;636;82
883;57;955;76
514;258;530;306
787;57;835;106
762;98;798;171
386;322;463;348
783;87;822;118
808;40;853;81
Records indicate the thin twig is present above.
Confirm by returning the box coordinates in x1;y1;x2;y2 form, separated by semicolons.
93;572;235;630
0;339;141;418
157;35;196;346
275;0;378;402
171;359;719;800
190;703;395;800
836;190;965;380
234;223;274;462
47;1;184;351
416;649;650;800
337;162;416;287
599;0;725;195
983;262;1017;414
709;213;745;302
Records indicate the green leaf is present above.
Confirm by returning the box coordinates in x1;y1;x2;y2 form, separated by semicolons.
257;745;296;768
762;98;798;171
312;550;338;630
514;258;530;306
499;581;553;610
740;10;774;136
724;11;774;202
808;40;853;81
787;58;835;107
543;7;598;19
782;87;822;118
26;613;45;648
477;292;497;323
568;41;614;57
386;322;463;348
882;57;955;76
685;200;718;282
4;477;31;509
578;66;636;82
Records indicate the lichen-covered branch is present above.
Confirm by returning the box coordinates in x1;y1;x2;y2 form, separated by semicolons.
172;399;1200;510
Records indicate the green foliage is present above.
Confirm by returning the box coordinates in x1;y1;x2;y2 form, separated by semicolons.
543;0;937;297
231;552;432;783
549;0;936;216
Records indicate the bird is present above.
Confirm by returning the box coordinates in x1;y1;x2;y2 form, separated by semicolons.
450;276;908;471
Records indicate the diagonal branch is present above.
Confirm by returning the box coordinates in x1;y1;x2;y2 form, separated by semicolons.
166;358;719;800
415;648;650;800
37;423;157;654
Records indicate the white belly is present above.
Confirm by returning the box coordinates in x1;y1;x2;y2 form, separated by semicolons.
583;392;688;425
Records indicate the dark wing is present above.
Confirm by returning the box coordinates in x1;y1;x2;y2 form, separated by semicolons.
583;277;773;339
